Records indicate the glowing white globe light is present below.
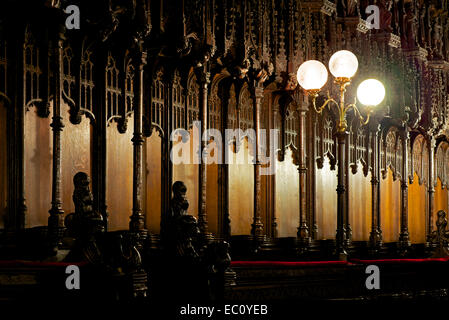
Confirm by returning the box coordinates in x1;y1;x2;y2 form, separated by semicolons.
328;50;358;79
357;79;385;106
296;60;328;90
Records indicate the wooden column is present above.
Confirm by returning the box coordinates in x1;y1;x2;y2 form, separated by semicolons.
4;37;14;231
335;130;348;260
129;47;147;237
92;48;108;231
268;96;276;239
398;128;411;252
427;136;436;243
195;65;212;240
251;82;265;242
344;128;351;247
296;91;310;248
11;28;27;231
369;122;382;251
222;156;231;241
309;112;318;239
270;95;280;239
161;70;174;220
48;34;65;247
220;81;231;241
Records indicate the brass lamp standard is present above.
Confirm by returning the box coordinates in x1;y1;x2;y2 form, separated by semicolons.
297;50;385;260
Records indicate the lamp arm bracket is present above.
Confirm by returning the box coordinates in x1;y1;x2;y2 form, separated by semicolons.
343;96;357;114
347;101;372;126
312;93;338;114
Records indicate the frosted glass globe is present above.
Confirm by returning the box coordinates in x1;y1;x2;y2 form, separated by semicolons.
357;79;385;106
328;50;358;79
296;60;328;90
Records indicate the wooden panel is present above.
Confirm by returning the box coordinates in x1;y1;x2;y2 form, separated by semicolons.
172;128;199;216
205;142;219;235
276;148;299;237
434;178;448;229
144;129;162;233
260;167;269;236
408;172;426;243
380;168;400;242
0;104;6;228
24;108;53;227
229;139;253;235
106;115;134;231
349;168;372;241
315;158;337;240
61;103;91;215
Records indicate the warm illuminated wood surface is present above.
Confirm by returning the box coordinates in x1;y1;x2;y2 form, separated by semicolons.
229;140;254;235
145;130;162;233
24;108;52;228
106;116;134;231
172;128;199;217
276;149;299;237
380;169;400;243
315;158;337;240
206;152;219;235
408;173;427;244
61;104;91;215
348;166;371;241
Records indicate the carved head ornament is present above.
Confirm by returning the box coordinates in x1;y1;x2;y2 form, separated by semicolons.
73;171;90;188
172;180;189;211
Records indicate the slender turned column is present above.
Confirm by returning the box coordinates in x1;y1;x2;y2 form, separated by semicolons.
196;69;210;239
195;66;212;240
309;113;318;238
369;122;382;251
251;83;264;241
92;49;109;231
296;93;310;248
220;83;232;241
344;129;351;247
48;35;65;247
399;129;411;252
13;31;27;230
335;131;348;260
427;137;436;244
222;162;231;240
129;48;147;236
162;72;174;220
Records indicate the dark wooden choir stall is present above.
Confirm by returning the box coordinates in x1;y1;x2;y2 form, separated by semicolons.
1;0;449;303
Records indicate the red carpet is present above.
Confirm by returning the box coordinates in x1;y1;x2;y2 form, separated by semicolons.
231;260;348;267
350;257;449;264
